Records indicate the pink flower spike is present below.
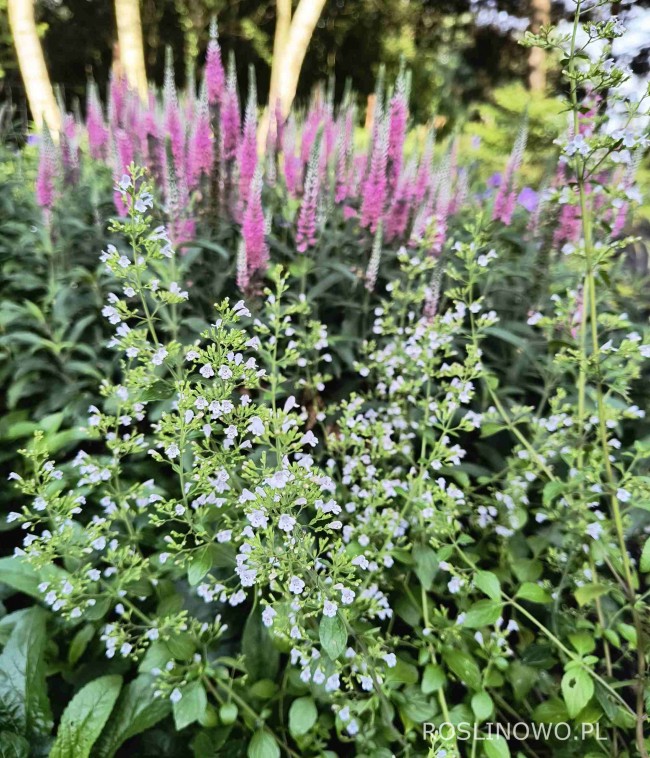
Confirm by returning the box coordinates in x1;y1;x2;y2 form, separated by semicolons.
35;124;58;211
296;141;322;253
237;67;258;215
241;168;269;284
205;16;226;106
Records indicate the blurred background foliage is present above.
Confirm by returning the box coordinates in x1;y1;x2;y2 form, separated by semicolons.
0;0;606;129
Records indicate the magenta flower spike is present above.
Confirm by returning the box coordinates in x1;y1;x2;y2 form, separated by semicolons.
296;141;322;253
237;67;258;215
205;16;226;107
187;82;214;191
387;68;409;194
241;168;269;285
334;107;354;204
492;121;528;226
414;129;435;206
301;94;324;166
108;70;128;130
282;116;301;197
221;54;241;162
360;104;389;233
86;80;109;160
35;124;58;212
385;158;416;242
163;48;186;177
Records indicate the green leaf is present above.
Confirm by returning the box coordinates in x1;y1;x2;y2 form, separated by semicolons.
243;607;279;682
442;650;482;691
474;571;501;601
412;545;437;588
247;729;280;758
319;614;347;661
399;687;435;723
483;734;511;758
421;664;446;694
50;675;122;758
574;583;609;607
640;540;650;573
288;697;317;738
532;697;569;723
96;675;170;757
188;547;213;586
516;582;552;604
471;691;493;722
68;625;95;666
173;681;207;731
561;668;594;719
462;600;503;629
0;606;52;738
0;731;30;757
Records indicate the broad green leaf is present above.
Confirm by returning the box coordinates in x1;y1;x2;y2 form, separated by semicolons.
463;600;503;628
173;681;207;731
561;668;594;719
483;734;511;758
247;729;280;758
471;691;493;722
399;688;435;723
243;607;279;682
50;675;122;758
187;547;213;586
319;614;347;661
0;607;52;738
385;658;418;686
412;545;437;588
532;697;569;723
574;583;609;607
474;570;501;601
96;675;170;757
421;664;445;694
0;731;30;757
68;625;95;666
288;697;317;738
640;539;650;573
516;582;552;604
442;650;482;691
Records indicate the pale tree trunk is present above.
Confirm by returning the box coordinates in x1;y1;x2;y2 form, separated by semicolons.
528;0;551;92
275;0;327;116
7;0;61;135
115;0;148;100
259;0;326;147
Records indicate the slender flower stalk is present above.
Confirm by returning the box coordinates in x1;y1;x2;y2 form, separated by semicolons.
240;168;268;288
238;67;258;215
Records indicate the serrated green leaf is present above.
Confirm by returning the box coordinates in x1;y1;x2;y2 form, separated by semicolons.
173;681;207;731
474;570;501;601
442;650;482;691
243;607;279;682
50;675;122;758
96;675;170;757
574;583;609;607
516;582;552;604
0;607;52;738
640;540;650;573
319;614;347;661
421;664;445;694
561;668;594;719
463;600;503;628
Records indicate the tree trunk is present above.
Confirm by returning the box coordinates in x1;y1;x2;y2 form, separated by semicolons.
528;0;550;92
7;0;61;135
275;0;326;117
115;0;148;99
269;0;293;111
